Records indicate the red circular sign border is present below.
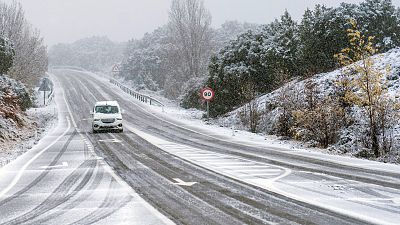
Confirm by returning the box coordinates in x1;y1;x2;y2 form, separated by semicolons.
200;87;215;101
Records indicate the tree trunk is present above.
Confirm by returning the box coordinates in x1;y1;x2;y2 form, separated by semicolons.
371;124;379;158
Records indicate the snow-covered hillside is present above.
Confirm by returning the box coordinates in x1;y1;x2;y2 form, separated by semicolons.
217;48;400;162
0;75;57;167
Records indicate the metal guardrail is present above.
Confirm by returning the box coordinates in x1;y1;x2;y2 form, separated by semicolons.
50;66;88;71
110;79;165;107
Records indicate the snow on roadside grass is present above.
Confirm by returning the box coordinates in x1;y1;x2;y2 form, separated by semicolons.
0;96;57;168
151;102;320;151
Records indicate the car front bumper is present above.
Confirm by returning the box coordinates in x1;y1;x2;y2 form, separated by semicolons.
92;120;123;131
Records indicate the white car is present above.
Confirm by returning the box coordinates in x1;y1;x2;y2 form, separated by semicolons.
91;101;123;133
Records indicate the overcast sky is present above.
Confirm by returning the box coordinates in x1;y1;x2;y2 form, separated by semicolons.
4;0;400;46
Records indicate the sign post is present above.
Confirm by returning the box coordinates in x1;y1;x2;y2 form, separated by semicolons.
207;101;209;119
200;87;215;120
38;78;51;106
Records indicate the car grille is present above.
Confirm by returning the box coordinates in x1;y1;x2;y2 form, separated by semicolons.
101;118;115;123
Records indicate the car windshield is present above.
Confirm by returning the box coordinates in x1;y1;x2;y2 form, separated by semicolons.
95;105;119;114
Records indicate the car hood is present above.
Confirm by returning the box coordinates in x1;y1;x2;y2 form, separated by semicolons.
93;113;122;120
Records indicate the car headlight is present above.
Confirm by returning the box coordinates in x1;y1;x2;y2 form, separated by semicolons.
116;118;122;121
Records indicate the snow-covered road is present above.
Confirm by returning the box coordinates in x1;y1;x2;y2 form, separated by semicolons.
0;75;174;225
1;68;400;225
97;68;400;225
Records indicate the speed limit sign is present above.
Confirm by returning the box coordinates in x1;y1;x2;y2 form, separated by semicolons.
201;87;215;101
200;87;214;120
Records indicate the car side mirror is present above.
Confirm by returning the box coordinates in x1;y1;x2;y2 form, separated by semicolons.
121;109;126;114
90;111;94;115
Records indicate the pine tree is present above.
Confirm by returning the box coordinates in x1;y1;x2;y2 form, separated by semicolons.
299;4;354;76
358;0;400;51
299;8;317;76
270;10;300;78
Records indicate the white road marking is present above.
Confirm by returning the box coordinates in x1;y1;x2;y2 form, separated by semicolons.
98;138;122;143
215;165;270;169
233;169;282;173
184;156;220;159
236;173;282;178
180;153;215;157
0;117;71;199
348;197;400;203
196;158;242;163
40;162;68;169
173;178;197;187
204;161;250;165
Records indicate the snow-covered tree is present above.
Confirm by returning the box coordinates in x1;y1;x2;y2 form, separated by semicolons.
206;12;302;117
269;10;300;78
169;0;213;79
0;1;48;87
0;36;14;74
299;4;357;76
119;26;178;93
358;0;400;51
207;28;276;116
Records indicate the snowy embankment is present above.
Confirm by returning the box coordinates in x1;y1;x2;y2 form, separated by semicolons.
216;48;400;161
0;75;57;168
115;48;400;163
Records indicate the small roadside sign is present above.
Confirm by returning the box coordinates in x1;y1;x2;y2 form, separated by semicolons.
200;87;214;101
112;64;121;73
39;78;51;105
38;78;51;92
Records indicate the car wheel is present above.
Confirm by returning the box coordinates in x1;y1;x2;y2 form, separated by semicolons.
93;129;97;134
